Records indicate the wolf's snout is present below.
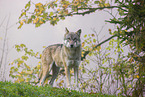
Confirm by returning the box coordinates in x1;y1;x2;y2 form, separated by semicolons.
70;44;74;48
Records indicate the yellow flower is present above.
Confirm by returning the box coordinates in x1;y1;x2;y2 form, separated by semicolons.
20;20;23;25
53;17;57;21
136;75;139;78
39;20;43;24
57;9;60;11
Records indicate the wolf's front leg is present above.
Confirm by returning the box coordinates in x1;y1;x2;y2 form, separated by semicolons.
65;67;71;89
74;66;79;91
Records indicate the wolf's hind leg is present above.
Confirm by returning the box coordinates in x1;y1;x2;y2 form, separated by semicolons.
38;69;42;82
49;63;60;87
39;64;49;86
39;61;53;86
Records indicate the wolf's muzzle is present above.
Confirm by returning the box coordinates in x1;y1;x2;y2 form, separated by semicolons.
70;44;74;48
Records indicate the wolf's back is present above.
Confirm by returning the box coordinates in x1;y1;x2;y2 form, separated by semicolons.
42;44;63;55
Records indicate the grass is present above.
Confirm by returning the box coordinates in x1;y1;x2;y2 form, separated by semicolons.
0;81;117;97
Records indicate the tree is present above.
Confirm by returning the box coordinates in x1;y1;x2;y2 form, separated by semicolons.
16;0;145;96
0;16;13;81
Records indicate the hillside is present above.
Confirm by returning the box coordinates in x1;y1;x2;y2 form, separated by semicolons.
0;81;117;97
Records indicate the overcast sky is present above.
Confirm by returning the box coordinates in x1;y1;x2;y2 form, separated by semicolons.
0;0;117;80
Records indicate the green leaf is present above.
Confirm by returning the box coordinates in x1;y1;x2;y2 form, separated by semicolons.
42;12;48;19
15;45;20;49
60;17;65;20
19;12;26;19
84;35;87;38
54;4;57;7
25;1;31;9
24;63;30;70
18;24;23;29
10;67;15;70
27;18;32;24
35;23;41;27
49;12;54;17
94;1;100;4
16;48;21;52
102;59;105;64
93;39;96;43
20;44;26;48
18;60;24;64
88;52;93;56
48;5;51;9
31;15;35;19
14;68;18;72
9;74;16;78
21;55;29;61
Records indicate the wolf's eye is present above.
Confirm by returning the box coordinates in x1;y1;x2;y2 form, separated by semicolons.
67;38;70;40
74;38;76;40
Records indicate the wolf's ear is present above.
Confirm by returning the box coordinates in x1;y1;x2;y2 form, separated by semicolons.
65;27;69;34
76;29;81;37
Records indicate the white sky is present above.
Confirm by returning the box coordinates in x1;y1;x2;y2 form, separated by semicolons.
0;0;117;80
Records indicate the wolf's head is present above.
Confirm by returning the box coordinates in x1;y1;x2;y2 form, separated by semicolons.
64;28;81;48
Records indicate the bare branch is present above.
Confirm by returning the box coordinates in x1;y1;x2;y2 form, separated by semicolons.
81;34;117;60
0;16;7;28
74;6;128;16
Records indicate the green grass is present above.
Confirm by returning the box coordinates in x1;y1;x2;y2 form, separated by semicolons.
0;81;116;97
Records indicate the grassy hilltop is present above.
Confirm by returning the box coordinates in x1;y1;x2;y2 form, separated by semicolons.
0;81;118;97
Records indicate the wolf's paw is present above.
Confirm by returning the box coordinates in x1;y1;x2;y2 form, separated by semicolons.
67;86;72;90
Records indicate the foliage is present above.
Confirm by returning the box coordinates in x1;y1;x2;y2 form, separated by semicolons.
18;0;111;28
0;81;116;97
79;30;142;96
9;44;41;84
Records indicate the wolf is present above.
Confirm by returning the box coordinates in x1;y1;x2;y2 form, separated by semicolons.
38;28;81;90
